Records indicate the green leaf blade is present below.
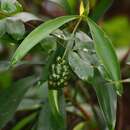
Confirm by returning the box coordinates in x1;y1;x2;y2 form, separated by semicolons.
91;69;117;130
37;83;66;130
87;18;123;95
12;113;37;130
6;19;25;40
11;15;78;65
1;0;23;14
48;89;66;130
0;76;37;129
68;51;94;81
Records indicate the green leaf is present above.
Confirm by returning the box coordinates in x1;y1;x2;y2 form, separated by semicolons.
87;17;123;95
68;51;93;81
14;1;23;12
11;15;78;65
0;0;22;14
93;106;108;130
91;69;117;130
0;76;37;129
74;36;99;66
5;19;25;40
67;0;77;14
0;70;12;89
37;83;52;130
38;98;66;130
73;122;86;130
90;0;113;22
37;82;66;130
8;12;41;22
40;36;57;53
12;113;37;130
37;100;52;130
1;0;16;14
48;89;66;130
0;33;18;44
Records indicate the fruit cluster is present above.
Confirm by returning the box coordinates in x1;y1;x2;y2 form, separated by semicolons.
48;56;70;90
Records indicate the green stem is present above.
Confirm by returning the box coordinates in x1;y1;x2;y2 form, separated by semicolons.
62;16;83;59
106;78;130;85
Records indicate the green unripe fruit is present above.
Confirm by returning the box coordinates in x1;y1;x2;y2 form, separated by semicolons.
48;56;70;90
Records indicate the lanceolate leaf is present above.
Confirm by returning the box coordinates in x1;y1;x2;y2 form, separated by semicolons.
0;76;37;129
91;69;117;130
37;83;66;130
38;97;66;130
11;15;78;65
48;90;66;130
87;18;123;95
37;100;52;130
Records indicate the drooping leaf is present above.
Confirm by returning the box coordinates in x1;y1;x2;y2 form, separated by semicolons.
91;69;117;130
0;76;37;129
37;82;66;130
38;98;66;130
37;83;52;130
68;51;93;81
93;106;108;130
87;17;123;95
48;89;66;130
11;15;78;65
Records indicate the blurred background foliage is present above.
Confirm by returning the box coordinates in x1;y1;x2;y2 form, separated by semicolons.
103;16;130;48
